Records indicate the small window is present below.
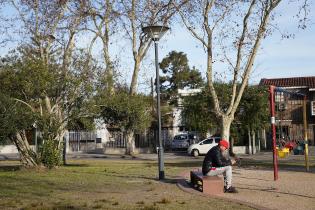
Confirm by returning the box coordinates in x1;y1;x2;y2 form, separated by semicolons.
174;134;187;141
202;139;213;144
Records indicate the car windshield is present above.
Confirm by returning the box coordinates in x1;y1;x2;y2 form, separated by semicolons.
174;134;187;141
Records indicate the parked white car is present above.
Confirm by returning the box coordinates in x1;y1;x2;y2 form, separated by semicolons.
187;137;221;157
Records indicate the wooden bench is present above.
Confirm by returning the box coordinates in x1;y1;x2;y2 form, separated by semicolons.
190;171;224;195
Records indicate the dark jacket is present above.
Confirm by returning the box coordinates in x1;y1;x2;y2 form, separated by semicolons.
202;145;232;175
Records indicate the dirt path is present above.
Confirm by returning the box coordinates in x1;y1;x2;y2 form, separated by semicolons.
180;167;315;210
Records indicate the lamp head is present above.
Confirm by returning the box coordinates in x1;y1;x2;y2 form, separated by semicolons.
142;25;169;41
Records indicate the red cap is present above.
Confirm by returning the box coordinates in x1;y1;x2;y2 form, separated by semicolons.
219;139;229;149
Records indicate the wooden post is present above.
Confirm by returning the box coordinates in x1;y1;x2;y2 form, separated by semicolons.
303;96;309;172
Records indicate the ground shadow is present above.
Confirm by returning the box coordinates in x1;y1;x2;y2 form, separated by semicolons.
0;165;21;171
237;184;315;199
103;171;182;185
234;175;271;182
0;154;20;161
63;163;90;167
0;155;9;160
143;160;202;168
161;177;182;184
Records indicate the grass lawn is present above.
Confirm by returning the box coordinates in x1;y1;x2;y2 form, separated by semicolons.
0;158;253;210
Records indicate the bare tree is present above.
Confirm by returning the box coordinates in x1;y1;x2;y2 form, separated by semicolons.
83;0;121;93
120;0;181;95
175;0;309;142
117;0;182;154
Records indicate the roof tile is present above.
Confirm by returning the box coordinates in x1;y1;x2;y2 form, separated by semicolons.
259;76;315;88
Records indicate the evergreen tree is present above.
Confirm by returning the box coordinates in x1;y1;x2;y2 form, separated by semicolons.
160;51;204;105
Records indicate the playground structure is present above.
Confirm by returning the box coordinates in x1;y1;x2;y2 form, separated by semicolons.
269;86;310;180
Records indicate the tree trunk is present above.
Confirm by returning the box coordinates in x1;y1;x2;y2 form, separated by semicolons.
230;136;234;156
126;130;135;155
220;116;233;141
252;129;256;154
11;130;38;167
262;127;267;149
129;58;141;95
248;127;252;155
257;129;261;152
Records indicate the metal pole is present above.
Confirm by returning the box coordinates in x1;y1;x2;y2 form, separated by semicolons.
154;40;164;180
269;86;278;181
303;96;309;171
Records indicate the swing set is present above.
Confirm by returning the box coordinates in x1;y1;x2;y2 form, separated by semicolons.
269;86;310;181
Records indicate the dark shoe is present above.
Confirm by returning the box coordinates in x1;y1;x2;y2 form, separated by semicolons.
224;186;238;193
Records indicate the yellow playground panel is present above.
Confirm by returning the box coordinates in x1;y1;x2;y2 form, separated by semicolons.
276;147;290;158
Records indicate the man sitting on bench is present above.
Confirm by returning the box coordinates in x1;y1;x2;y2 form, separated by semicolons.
202;139;238;193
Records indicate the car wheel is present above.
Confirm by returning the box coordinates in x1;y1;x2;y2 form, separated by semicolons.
192;149;199;157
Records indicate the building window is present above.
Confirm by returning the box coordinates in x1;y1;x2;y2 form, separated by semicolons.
311;101;315;116
275;92;284;103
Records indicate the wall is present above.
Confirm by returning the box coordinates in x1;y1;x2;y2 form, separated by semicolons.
0;145;18;153
232;146;247;154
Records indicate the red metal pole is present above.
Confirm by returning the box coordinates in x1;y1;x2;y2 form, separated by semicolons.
269;86;278;181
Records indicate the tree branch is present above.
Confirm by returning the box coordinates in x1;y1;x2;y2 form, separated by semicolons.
227;0;256;115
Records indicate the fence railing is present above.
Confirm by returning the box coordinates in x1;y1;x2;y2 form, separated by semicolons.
68;131;97;152
68;129;160;151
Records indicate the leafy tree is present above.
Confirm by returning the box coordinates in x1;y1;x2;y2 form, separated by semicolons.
160;51;204;105
181;83;232;136
0;49;96;168
182;84;269;145
181;89;216;135
238;86;269;130
234;86;269;148
96;89;152;154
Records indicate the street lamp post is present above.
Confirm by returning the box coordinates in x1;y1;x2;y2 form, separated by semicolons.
142;25;169;180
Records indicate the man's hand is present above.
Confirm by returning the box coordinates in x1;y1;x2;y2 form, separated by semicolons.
231;159;236;165
231;157;242;167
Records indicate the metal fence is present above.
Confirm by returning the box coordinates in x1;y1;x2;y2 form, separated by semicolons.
135;130;156;148
106;130;157;149
68;131;97;152
68;129;160;152
106;131;126;148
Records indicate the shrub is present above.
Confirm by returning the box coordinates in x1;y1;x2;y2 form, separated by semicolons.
40;139;62;168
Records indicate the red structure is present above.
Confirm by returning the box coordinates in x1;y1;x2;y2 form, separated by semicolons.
269;86;278;181
260;77;315;146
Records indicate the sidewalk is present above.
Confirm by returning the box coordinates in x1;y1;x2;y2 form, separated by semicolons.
179;165;315;210
225;167;314;210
